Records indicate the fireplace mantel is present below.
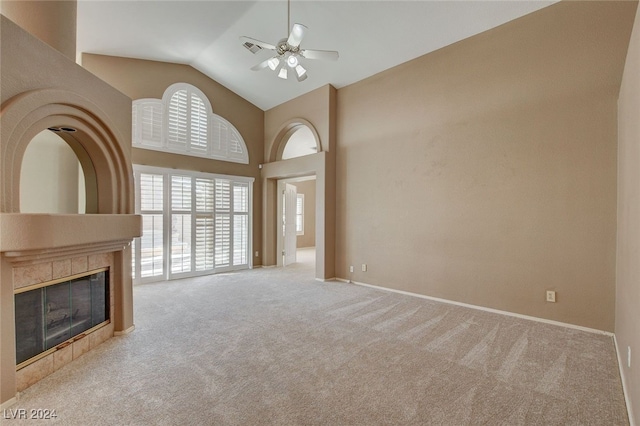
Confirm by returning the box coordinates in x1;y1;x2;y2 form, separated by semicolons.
0;214;141;260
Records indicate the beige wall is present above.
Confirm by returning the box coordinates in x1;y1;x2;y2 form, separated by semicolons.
335;1;636;332
293;179;316;248
82;54;265;266
616;3;640;423
0;0;77;61
20;130;84;214
262;85;336;279
265;86;333;160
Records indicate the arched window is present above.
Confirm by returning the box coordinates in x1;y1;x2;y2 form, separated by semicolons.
132;83;249;164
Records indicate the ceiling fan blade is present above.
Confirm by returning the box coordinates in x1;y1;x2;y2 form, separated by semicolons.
240;36;276;53
287;23;307;48
301;49;339;61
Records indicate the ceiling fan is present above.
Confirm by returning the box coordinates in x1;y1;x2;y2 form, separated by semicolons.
240;0;339;82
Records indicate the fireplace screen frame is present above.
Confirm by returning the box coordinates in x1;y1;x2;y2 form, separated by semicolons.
14;268;110;369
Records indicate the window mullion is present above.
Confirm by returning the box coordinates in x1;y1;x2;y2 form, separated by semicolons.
185;88;191;153
191;176;197;274
163;173;171;281
230;182;235;267
132;171;139;282
248;184;253;269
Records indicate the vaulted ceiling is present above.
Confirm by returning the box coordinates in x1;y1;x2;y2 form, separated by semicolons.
77;1;555;110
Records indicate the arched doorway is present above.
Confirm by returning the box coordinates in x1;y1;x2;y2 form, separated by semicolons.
261;118;334;280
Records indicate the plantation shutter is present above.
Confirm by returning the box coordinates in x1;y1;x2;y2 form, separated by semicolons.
132;100;163;148
233;183;249;266
210;116;229;158
139;173;164;278
209;116;248;163
170;175;192;274
134;83;249;164
215;179;231;268
167;90;188;150
228;128;246;163
133;165;253;282
190;93;208;153
296;194;304;234
195;178;215;271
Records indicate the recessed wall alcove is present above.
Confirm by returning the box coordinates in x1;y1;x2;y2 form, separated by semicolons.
1;16;141;406
271;119;322;163
21;129;90;214
277;122;321;161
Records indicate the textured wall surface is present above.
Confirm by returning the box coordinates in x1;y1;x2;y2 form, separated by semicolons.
335;1;636;331
616;3;640;424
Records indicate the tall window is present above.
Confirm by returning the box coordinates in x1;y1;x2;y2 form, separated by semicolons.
138;173;164;279
132;83;249;164
132;165;253;283
296;194;304;235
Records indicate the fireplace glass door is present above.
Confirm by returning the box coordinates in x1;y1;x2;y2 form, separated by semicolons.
15;270;109;366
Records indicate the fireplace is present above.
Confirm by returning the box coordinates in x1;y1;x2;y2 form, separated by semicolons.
1;15;141;407
15;269;109;368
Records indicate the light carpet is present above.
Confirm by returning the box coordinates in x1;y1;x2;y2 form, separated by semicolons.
6;252;629;425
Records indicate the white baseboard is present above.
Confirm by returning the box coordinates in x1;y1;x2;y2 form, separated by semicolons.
335;278;614;336
114;325;135;336
614;335;636;426
316;277;337;282
1;396;18;410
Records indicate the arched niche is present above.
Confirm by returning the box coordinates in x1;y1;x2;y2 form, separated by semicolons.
1;88;134;214
269;119;321;163
20;128;98;214
281;126;318;160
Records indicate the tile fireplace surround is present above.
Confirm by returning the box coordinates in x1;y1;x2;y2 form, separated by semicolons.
11;253;115;391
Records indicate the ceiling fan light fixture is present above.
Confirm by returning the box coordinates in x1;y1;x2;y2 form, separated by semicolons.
287;54;299;68
295;64;306;78
267;57;280;71
240;0;338;83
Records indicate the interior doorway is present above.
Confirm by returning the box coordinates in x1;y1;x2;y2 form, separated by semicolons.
276;175;317;269
261;116;334;280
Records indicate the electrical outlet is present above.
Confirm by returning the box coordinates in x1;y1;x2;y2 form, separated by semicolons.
628;346;632;368
255;251;259;257
546;290;556;303
361;264;367;272
349;266;354;273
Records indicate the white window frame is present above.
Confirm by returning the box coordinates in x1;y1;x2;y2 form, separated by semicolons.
134;172;165;281
296;194;304;235
132;165;253;284
132;83;249;164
